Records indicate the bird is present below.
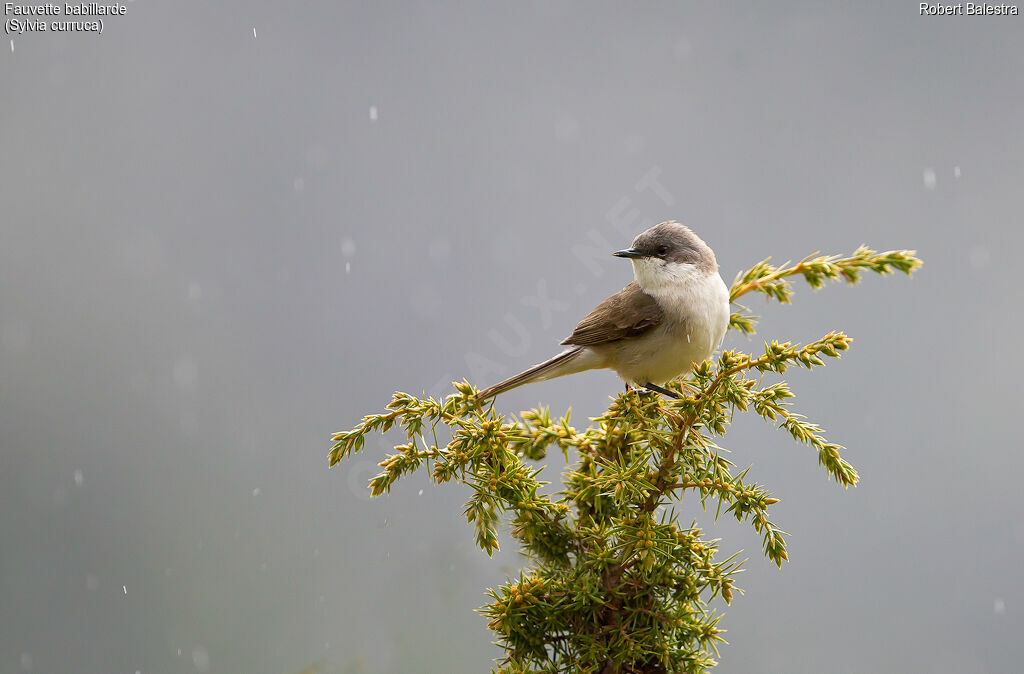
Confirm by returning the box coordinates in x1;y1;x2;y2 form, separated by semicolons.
477;221;730;400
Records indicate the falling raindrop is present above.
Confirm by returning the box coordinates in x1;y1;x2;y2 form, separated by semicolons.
673;37;693;60
623;133;646;154
994;598;1006;614
2;320;31;352
173;355;198;391
969;245;990;269
427;239;451;263
369;105;378;121
953;166;961;178
252;487;261;497
129;370;149;394
74;469;83;486
252;27;256;39
345;262;351;274
192;647;210;672
555;114;581;143
418;489;424;496
178;408;198;434
922;168;937;190
123;585;127;595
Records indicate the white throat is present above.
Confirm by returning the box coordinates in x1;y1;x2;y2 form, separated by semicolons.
631;258;703;294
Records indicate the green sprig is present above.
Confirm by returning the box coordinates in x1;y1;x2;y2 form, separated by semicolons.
329;245;922;673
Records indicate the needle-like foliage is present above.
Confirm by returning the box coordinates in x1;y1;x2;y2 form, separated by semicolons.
330;247;921;673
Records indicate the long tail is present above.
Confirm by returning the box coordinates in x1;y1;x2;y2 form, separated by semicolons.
477;347;587;400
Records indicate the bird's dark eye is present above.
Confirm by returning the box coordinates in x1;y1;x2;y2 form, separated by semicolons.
657;246;669;256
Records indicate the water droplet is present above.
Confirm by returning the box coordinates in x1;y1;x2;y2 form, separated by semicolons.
252;27;256;39
10;40;14;53
623;133;645;154
129;370;149;393
173;356;198;391
345;262;351;274
969;246;990;269
994;598;1006;614
123;585;127;595
555;114;581;143
2;320;31;352
179;409;199;435
922;168;937;190
410;285;442;317
418;489;424;496
73;470;83;486
369;105;378;121
428;239;451;263
673;37;693;60
252;487;261;497
953;166;961;178
304;144;329;168
192;647;210;672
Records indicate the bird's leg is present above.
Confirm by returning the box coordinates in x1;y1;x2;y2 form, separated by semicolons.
643;382;680;399
624;382;655;398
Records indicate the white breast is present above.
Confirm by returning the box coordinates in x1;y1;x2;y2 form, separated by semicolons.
605;259;730;386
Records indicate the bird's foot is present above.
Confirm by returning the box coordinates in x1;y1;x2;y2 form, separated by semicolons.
642;382;681;399
624;384;654;398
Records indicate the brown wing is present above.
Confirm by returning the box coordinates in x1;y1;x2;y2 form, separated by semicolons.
561;281;664;346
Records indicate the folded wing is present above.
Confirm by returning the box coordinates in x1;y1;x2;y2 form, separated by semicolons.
561;281;664;346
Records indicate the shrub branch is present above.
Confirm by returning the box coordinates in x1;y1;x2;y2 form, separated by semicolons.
329;245;921;673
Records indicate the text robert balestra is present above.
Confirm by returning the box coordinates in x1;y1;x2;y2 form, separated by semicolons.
920;3;1019;14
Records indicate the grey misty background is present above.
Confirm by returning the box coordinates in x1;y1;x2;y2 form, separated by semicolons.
1;2;1022;672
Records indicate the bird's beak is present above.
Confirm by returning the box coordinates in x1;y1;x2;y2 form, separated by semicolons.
613;248;643;259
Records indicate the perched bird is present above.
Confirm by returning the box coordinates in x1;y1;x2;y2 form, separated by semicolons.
478;221;730;400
